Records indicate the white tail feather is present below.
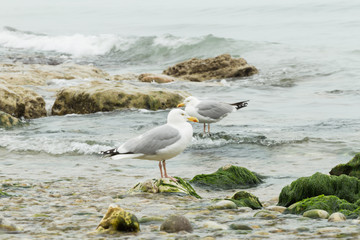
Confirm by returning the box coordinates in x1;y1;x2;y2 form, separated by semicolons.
111;153;144;160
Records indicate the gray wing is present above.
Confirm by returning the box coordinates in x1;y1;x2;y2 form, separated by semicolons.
120;124;181;155
197;101;234;120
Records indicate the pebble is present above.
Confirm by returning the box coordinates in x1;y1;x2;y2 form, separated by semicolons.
265;206;286;213
303;209;329;219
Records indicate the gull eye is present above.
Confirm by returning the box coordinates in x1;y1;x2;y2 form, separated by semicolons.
181;113;185;116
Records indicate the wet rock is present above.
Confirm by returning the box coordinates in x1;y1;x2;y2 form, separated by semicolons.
190;165;262;190
139;216;164;224
0;63;109;86
328;212;346;222
128;177;201;199
51;81;186;115
138;73;176;83
163;54;258;82
330;153;360;178
0;111;21;128
303;209;329;219
0;83;47;119
266;206;286;213
0;217;20;232
278;172;360;207
226;191;263;209
160;215;193;233
253;210;278;219
96;204;140;234
208;200;237;210
229;223;252;231
286;195;358;216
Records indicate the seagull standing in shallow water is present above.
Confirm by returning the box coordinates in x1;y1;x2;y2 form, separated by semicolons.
177;96;248;134
100;109;198;181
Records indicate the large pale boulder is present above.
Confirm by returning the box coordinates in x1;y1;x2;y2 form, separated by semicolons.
0;63;109;86
163;54;258;82
51;81;187;115
0;83;46;119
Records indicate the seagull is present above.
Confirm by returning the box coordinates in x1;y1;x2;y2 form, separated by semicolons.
100;109;199;181
177;96;248;134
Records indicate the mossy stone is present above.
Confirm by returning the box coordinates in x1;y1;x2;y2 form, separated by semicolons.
278;172;360;207
226;191;263;209
330;153;360;178
190;165;262;190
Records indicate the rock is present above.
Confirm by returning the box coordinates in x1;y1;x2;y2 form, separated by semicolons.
278;172;360;207
202;221;227;230
96;204;140;234
330;153;360;178
0;217;20;232
163;54;258;82
229;223;252;231
138;73;176;83
51;81;187;115
208;200;237;210
139;216;164;224
253;210;278;219
226;191;263;210
190;165;262;190
128;177;201;199
0;190;10;197
0;63;109;86
0;111;21;128
266;206;286;213
286;195;359;217
303;209;329;219
328;212;346;222
0;83;47;119
160;215;193;233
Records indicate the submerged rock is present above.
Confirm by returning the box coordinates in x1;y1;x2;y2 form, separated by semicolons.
51;81;186;115
226;191;263;209
0;83;46;119
0;217;21;232
278;172;360;207
190;165;262;190
330;153;360;178
128;177;201;199
285;195;360;217
160;215;193;233
229;223;252;231
163;54;258;82
138;73;175;83
0;190;10;198
96;204;140;234
0;111;21;128
253;210;278;219
303;209;329;219
208;200;237;210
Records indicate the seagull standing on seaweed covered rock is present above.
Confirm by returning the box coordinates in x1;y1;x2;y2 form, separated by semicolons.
177;96;248;134
100;109;198;181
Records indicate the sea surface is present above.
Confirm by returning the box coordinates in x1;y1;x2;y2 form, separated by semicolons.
1;0;360;239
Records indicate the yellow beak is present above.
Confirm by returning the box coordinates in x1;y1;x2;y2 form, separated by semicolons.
187;117;199;123
177;103;185;107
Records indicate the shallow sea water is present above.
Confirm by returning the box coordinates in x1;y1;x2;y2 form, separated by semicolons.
1;0;360;239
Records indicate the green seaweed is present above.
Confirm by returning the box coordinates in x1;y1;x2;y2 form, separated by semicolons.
226;191;263;209
330;153;360;178
190;165;262;190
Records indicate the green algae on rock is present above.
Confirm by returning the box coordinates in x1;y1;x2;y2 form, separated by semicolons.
278;172;360;207
128;177;201;199
51;81;187;115
190;165;262;190
226;191;263;209
96;204;140;234
286;195;359;217
163;54;258;82
330;153;360;178
0;111;21;128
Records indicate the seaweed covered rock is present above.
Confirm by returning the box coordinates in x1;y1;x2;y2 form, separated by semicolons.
190;165;262;190
96;205;140;234
330;153;360;178
278;172;360;207
226;191;263;209
285;195;359;217
128;177;201;199
0;111;21;128
160;215;193;233
51;81;186;115
163;54;258;82
0;83;46;119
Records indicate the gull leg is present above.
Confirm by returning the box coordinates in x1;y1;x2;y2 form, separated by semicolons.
159;161;164;178
208;124;211;135
162;160;177;182
203;123;206;135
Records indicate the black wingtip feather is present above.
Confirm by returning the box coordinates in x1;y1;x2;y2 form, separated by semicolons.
100;148;119;157
230;100;249;110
